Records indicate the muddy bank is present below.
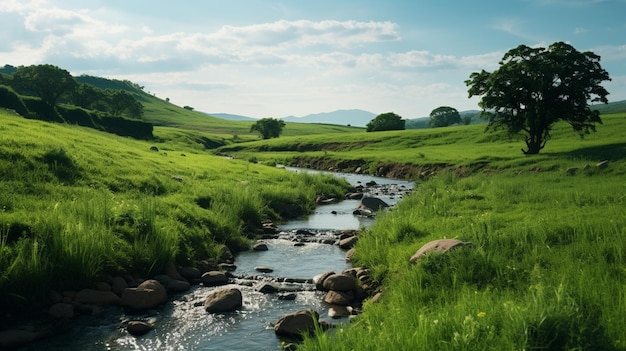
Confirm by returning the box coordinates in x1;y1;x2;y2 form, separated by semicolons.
286;156;444;179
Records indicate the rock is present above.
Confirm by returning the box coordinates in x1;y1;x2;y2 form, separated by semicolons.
110;276;128;295
253;241;269;251
127;321;153;336
256;282;280;294
94;282;111;291
149;146;159;152
121;280;168;310
370;292;383;303
154;275;191;293
345;192;364;200
294;242;305;247
328;305;353;319
358;196;389;212
255;266;274;273
278;293;297;300
346;248;356;262
323;290;354;306
165;262;186;281
48;303;74;319
49;290;63;304
596;160;609;169
313;271;335;291
409;239;473;264
217;263;237;271
74;289;121;305
204;288;242;313
566;167;578;175
180;267;202;280
338;235;358;250
322;274;357;292
201;271;229;286
274;310;320;339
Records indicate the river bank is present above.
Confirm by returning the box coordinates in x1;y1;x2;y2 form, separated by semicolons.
2;170;414;350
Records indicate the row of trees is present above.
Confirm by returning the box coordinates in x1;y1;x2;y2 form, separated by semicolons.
0;64;144;119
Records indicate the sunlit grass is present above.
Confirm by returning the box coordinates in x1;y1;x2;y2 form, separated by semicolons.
0;109;351;306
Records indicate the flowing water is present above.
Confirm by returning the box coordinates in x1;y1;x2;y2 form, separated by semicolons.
22;169;413;351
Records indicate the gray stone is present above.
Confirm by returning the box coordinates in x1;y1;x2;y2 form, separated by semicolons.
358;196;389;212
121;280;168;310
274;310;320;339
322;274;357;292
201;271;229;286
204;288;242;313
323;290;354;306
409;239;473;264
127;321;152;336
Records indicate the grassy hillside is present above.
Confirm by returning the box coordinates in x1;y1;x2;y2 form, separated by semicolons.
0;108;350;309
218;112;626;178
286;113;626;350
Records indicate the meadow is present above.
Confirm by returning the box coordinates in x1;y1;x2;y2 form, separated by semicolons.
2;90;625;349
0;108;350;309
278;114;624;350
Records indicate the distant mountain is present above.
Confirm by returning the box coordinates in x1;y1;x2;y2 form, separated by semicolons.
205;113;256;121
281;109;376;127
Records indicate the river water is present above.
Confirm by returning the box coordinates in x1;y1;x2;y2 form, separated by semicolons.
23;169;413;351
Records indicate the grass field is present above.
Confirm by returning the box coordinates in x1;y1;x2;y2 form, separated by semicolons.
0;108;350;308
2;88;626;349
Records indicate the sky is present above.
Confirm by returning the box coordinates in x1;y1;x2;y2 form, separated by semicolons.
1;0;625;119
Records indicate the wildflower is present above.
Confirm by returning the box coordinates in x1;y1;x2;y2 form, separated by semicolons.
477;311;486;318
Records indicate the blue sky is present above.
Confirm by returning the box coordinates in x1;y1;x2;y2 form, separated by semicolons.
1;0;625;118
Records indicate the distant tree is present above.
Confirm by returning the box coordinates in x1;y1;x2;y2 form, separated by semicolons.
183;105;194;111
466;42;610;155
462;116;472;125
12;64;77;108
0;64;17;75
366;112;405;132
429;106;462;128
250;117;286;139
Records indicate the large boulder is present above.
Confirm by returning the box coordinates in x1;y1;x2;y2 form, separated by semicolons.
274;310;320;339
323;290;354;306
322;274;357;292
121;280;168;310
165;262;186;281
358;196;389;212
110;276;128;295
201;271;229;286
74;289;121;305
252;241;269;251
409;239;473;264
204;288;242;313
313;271;335;291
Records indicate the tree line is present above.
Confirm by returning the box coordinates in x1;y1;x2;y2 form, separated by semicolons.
0;64;152;139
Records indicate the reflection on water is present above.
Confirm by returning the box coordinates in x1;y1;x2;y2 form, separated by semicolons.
24;169;413;351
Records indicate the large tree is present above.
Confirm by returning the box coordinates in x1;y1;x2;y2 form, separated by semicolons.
429;106;462;128
465;42;610;154
250;117;286;139
13;64;78;108
366;112;405;132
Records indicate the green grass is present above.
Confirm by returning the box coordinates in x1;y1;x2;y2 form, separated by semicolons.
0;109;350;308
218;113;626;176
294;122;626;350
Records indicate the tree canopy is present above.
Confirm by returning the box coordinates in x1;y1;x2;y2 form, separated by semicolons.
250;118;286;139
366;112;405;132
13;64;77;108
466;42;610;155
429;106;462;128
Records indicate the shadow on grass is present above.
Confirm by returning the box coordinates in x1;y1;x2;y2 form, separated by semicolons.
545;142;626;161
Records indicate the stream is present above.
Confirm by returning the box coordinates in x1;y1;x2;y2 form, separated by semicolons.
22;169;414;351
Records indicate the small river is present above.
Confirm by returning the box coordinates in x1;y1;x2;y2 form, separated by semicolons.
23;169;414;351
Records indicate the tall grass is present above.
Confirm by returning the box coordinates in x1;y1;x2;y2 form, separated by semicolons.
0;110;351;308
301;166;626;350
